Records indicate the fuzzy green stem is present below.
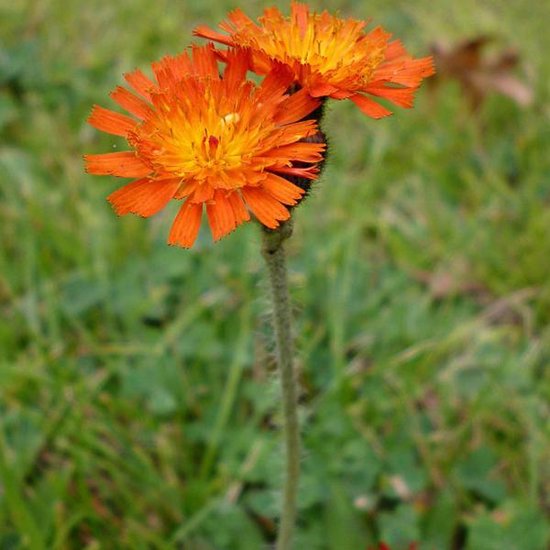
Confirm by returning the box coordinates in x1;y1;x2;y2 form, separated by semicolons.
262;220;300;550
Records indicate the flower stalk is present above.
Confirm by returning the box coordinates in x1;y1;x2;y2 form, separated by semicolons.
262;221;300;550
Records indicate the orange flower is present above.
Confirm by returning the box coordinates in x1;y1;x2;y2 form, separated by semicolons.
84;45;324;248
194;2;435;119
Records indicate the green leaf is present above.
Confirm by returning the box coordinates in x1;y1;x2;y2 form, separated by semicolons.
466;500;550;550
379;504;420;548
422;490;458;549
148;387;178;416
324;483;366;550
454;447;507;503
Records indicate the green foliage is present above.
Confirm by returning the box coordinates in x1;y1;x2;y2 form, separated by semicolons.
466;501;549;550
1;0;549;548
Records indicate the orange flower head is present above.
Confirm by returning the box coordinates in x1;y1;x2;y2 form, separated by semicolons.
194;2;435;119
84;45;325;248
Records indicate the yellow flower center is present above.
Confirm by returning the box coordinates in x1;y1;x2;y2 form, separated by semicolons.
234;12;387;87
130;88;272;189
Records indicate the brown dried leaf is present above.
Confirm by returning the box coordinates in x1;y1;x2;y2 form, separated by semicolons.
430;35;533;111
414;269;488;300
485;73;533;106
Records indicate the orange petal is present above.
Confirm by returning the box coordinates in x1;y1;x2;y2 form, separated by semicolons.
274;165;319;180
275;88;320;125
110;86;153;120
124;69;155;101
152;56;177;88
190;184;215;203
88;105;137;137
308;82;340;97
223;49;250;93
256;65;295;103
272;120;319;146
242;186;290;229
249;52;275;76
160;52;194;81
365;84;416;108
168;200;203;248
227;190;250;224
385;39;408;61
259;142;325;163
350;94;393;119
262;6;285;22
291;2;309;37
193;25;234;46
374;56;435;87
107;178;180;217
151;54;192;88
191;44;219;79
330;89;354;100
223;8;256;33
262;173;304;205
362;26;392;48
84;152;151;177
206;190;238;241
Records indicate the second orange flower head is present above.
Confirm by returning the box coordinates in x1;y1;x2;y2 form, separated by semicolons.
194;2;435;119
85;45;325;248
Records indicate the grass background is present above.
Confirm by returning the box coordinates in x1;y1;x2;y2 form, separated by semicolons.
1;0;549;548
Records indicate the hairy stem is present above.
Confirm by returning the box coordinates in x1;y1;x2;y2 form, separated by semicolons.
262;220;300;550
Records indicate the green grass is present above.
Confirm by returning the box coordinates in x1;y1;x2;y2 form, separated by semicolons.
1;0;549;548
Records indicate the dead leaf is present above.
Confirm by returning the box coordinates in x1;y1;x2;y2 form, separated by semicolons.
388;474;413;500
430;35;533;111
414;268;488;300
